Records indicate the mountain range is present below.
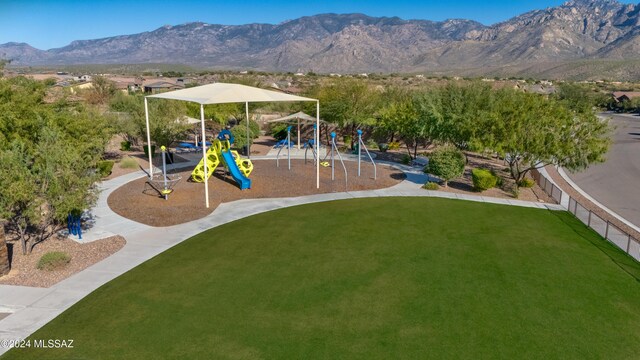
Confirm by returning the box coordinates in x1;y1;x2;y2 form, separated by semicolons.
2;0;640;77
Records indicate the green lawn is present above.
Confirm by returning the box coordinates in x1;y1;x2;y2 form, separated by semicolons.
4;197;640;359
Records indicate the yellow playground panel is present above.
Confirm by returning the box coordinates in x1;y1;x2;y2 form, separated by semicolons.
191;139;253;183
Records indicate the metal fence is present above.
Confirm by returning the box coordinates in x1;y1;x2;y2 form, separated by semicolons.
531;168;640;262
530;169;563;204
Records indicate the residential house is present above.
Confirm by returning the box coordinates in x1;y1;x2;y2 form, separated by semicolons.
143;80;185;94
612;91;640;103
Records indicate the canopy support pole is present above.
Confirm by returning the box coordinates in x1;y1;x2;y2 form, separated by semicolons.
316;101;320;189
245;102;250;159
200;104;209;208
144;98;153;178
297;118;301;150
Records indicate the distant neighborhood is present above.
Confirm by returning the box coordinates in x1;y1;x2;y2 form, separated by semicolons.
4;68;638;115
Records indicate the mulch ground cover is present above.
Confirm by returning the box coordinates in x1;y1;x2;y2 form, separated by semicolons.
108;159;404;226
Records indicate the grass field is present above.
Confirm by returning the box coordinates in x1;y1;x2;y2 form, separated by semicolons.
4;197;640;359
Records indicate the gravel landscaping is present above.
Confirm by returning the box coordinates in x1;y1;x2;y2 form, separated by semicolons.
0;236;126;288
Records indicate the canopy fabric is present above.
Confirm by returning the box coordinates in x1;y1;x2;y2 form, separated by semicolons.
147;83;316;105
267;111;319;123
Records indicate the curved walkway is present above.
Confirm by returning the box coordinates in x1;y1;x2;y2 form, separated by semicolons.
0;161;562;355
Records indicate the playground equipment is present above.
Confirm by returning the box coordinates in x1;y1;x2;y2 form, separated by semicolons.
330;132;348;190
356;130;377;179
191;130;253;190
67;213;82;240
304;124;318;165
147;146;182;200
276;125;293;170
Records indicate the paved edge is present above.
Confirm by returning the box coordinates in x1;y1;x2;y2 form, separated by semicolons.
0;160;563;355
556;167;640;234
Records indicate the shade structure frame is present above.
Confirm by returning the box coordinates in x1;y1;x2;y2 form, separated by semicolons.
144;83;320;208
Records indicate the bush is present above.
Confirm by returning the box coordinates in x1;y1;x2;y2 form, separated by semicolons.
401;154;412;165
120;141;131;151
378;143;389;152
119;157;138;169
423;182;439;190
37;251;71;271
343;135;353;149
388;141;401;150
269;123;289;141
97;160;115;178
143;144;156;158
237;119;261;139
519;178;535;188
471;168;498;191
424;146;465;187
231;120;260;152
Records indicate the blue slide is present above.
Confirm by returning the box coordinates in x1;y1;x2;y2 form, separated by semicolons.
221;150;251;190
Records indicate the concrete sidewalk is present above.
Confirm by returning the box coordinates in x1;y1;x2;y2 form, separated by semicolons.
0;162;562;355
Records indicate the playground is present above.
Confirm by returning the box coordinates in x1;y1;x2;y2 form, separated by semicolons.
108;159;403;226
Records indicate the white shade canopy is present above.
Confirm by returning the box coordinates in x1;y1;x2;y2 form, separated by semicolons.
144;82;321;208
267;111;319;123
147;82;316;105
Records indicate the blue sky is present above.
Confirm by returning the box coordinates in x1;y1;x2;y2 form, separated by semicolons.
0;0;620;50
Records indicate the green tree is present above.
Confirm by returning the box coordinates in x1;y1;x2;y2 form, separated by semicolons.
488;89;611;186
86;76;117;105
0;76;111;254
435;82;496;150
311;79;381;147
378;88;435;159
112;95;191;147
425;146;466;187
0;141;40;254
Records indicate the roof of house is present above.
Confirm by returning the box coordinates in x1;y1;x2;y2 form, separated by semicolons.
613;91;640;100
144;81;184;89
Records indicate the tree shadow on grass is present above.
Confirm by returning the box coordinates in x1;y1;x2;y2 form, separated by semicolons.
550;210;640;283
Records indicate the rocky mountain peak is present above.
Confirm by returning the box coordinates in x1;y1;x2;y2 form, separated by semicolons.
1;0;638;77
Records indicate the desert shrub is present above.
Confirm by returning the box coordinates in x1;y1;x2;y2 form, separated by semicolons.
365;139;378;150
401;154;412;165
343;135;353;149
97;160;115;178
120;141;131;151
472;168;498;191
37;251;71;271
119;157;138;169
519;178;536;188
377;143;389;152
424;146;465;187
423;182;439;190
388;141;401;150
237;119;261;139
270;123;289;141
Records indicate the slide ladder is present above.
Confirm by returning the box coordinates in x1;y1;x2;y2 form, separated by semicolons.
191;140;222;183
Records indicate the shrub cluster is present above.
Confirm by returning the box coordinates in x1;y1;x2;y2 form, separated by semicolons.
518;178;536;188
97;160;115;178
423;182;439;190
471;168;498;191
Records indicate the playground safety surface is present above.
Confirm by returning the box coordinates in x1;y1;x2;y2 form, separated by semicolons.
108;159;405;227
